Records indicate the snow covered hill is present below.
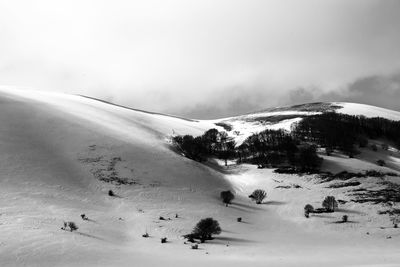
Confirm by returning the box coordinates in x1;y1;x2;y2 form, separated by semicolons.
1;88;400;267
212;102;400;145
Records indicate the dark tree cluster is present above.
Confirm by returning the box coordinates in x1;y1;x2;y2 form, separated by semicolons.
239;129;322;172
238;129;298;167
172;129;236;165
173;128;323;172
292;112;400;156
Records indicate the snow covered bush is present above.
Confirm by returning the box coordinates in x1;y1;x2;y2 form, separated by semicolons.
220;190;235;206
249;189;267;204
322;196;338;212
188;217;221;243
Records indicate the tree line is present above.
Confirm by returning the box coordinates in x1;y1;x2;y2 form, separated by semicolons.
292;112;400;156
172;112;400;172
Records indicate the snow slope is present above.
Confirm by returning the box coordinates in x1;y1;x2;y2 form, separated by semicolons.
1;89;400;267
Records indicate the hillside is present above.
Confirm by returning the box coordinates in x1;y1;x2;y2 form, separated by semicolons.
1;89;400;267
212;102;400;145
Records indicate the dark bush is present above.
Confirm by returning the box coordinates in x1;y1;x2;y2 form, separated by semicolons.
108;190;114;196
249;189;267;204
322;196;338;212
342;215;348;222
220;190;235;206
189;218;221;243
377;159;386;166
304;204;314;213
161;237;167;243
68;221;78;232
304;204;314;218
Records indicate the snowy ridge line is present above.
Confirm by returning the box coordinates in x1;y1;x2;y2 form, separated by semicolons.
77;95;199;123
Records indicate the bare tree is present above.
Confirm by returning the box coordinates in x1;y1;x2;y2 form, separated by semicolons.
249;189;267;204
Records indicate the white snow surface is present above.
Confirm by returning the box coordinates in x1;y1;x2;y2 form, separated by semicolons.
334;102;400;121
1;88;400;267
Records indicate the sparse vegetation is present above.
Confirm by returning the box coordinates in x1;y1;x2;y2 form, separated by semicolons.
249;189;267;204
142;232;149;238
61;221;78;232
220;190;235;206
390;215;399;228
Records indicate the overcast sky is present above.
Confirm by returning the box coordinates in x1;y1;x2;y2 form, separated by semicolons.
1;0;400;118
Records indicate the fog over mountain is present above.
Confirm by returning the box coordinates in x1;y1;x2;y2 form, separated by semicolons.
1;0;400;118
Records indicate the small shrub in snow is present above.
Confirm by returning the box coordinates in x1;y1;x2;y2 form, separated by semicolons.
220;190;235;206
391;216;399;228
304;204;314;213
304;204;314;218
68;221;78;232
342;215;348;223
237;217;242;222
191;244;199;249
322;196;338;212
249;189;267;204
161;237;167;243
80;214;88;220
142;233;149;238
108;190;114;196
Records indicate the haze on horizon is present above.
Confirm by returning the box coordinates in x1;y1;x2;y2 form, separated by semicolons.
0;0;400;119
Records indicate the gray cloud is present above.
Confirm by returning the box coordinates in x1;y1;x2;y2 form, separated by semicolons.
1;1;400;118
278;72;400;113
